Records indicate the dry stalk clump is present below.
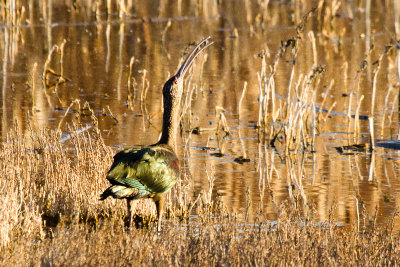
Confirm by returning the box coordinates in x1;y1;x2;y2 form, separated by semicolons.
256;7;328;154
257;43;325;154
0;120;118;245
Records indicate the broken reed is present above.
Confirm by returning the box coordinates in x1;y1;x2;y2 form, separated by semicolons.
348;42;397;145
257;39;325;154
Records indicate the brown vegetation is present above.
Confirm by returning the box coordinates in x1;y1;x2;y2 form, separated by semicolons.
1;119;399;265
1;0;400;265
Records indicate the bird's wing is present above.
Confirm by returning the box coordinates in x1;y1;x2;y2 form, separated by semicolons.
106;145;180;195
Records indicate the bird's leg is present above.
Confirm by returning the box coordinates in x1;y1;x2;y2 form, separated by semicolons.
126;199;132;228
154;194;165;232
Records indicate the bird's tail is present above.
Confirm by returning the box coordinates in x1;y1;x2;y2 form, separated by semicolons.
100;185;138;200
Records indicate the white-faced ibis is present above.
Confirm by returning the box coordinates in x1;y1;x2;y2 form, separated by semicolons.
100;37;213;231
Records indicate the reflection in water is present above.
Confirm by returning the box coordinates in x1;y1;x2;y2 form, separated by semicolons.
1;0;400;229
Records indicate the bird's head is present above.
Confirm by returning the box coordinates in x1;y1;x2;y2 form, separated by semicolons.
163;36;213;100
162;76;183;101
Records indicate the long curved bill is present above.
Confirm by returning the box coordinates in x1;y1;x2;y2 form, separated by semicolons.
175;36;213;79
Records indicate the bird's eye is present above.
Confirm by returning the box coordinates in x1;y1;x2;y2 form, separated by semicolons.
174;78;178;84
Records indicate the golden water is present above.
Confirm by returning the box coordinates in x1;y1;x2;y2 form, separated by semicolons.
1;0;400;229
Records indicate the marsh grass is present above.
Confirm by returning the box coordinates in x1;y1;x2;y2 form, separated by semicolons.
1;119;400;265
2;188;400;266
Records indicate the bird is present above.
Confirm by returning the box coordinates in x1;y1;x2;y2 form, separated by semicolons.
100;36;213;231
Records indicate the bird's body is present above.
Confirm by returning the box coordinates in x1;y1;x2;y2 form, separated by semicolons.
100;144;179;200
100;37;212;231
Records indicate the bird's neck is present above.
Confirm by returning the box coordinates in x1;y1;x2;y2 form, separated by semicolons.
157;93;181;148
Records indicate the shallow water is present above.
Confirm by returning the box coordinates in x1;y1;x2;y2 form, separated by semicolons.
1;1;400;229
